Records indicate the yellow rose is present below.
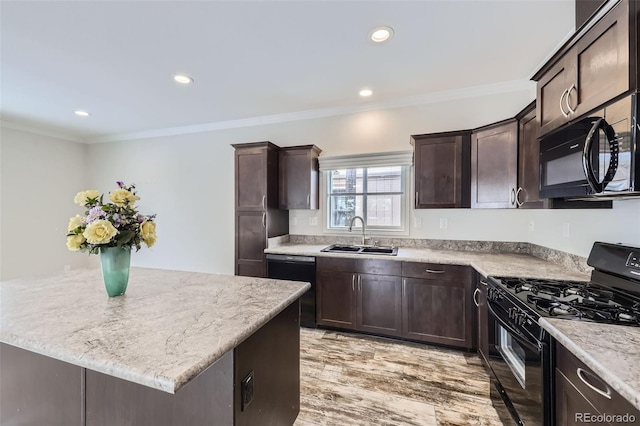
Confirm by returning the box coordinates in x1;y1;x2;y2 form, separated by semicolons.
83;219;118;244
73;190;100;206
66;234;85;251
68;215;84;232
140;221;157;247
109;189;140;207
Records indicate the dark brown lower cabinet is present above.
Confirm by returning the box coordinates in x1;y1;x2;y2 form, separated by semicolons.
555;369;600;426
317;258;474;348
235;211;267;277
357;274;402;337
402;277;472;348
555;341;639;425
316;269;356;328
316;258;402;337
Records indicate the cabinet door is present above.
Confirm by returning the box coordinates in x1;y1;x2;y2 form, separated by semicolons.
279;146;320;210
537;56;573;136
517;105;546;208
357;274;402;337
471;121;518;208
402;277;472;348
477;278;489;363
235;211;267;277
235;146;268;211
316;270;356;329
572;0;629;118
555;369;601;426
414;136;465;208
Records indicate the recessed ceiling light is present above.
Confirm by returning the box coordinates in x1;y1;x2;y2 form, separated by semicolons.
173;73;194;84
359;89;373;97
370;26;394;43
74;110;91;117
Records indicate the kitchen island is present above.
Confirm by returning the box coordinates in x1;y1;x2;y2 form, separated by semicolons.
0;267;310;426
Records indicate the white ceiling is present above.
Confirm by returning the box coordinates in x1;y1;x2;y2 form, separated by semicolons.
0;0;574;142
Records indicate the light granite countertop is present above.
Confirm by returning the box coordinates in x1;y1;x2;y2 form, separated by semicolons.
540;318;640;411
0;267;310;394
265;244;591;281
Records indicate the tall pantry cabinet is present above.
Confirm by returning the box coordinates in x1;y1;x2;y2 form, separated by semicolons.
233;142;289;277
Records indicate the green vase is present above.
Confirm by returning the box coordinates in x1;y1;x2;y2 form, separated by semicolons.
100;246;131;297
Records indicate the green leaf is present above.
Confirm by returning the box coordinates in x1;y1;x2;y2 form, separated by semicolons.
116;230;135;246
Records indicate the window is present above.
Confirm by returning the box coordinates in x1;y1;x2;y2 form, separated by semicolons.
327;166;406;230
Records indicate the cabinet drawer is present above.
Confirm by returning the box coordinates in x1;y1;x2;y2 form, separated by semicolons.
556;343;638;417
356;259;401;276
402;262;471;281
317;257;357;272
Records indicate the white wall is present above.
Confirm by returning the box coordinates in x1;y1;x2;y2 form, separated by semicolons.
5;87;639;279
0;126;89;280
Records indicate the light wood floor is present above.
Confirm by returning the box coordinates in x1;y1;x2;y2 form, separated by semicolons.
295;328;505;426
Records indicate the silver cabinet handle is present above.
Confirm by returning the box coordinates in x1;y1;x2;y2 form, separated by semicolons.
480;280;488;286
576;368;611;400
261;195;266;209
510;188;516;205
560;88;570;117
473;288;480;307
358;275;361;291
352;275;355;292
425;269;445;274
262;212;266;227
515;187;523;207
566;84;576;114
306;194;310;206
415;191;419;208
402;279;406;297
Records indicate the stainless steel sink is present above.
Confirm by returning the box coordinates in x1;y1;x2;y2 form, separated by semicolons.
321;244;398;256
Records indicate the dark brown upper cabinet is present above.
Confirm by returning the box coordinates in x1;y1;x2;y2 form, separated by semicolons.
516;102;547;209
411;131;471;208
232;142;288;277
279;145;322;210
534;0;630;136
233;142;280;212
471;120;518;209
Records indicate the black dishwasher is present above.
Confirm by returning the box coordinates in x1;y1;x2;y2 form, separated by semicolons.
266;254;316;328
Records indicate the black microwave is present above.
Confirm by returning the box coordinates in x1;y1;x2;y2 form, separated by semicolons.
539;94;640;200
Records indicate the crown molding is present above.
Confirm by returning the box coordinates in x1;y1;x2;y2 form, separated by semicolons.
0;119;86;143
88;79;534;144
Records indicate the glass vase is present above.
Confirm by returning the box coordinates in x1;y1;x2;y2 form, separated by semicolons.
100;246;131;297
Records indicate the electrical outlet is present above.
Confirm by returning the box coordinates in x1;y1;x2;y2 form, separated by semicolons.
439;218;448;229
562;223;570;238
309;217;318;226
292;217;298;226
64;265;71;272
529;220;535;232
241;371;254;411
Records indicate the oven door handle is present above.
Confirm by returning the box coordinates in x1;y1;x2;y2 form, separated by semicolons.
487;301;540;352
582;118;619;193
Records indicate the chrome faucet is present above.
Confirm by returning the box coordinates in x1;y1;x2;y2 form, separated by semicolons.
348;215;367;245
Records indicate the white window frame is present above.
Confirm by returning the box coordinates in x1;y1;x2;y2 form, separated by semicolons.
318;151;413;237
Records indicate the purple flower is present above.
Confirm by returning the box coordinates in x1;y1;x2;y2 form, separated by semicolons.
86;206;106;223
137;214;145;223
116;181;125;188
112;213;128;227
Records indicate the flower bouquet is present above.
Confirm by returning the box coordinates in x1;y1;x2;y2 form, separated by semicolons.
67;182;157;296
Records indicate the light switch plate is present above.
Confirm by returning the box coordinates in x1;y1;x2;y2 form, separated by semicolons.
439;218;448;229
309;217;318;226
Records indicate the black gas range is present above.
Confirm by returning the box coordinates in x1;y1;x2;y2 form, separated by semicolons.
484;242;640;426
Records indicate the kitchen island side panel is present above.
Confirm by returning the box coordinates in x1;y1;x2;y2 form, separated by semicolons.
0;342;84;426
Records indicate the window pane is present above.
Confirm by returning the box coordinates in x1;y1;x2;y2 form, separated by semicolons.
330;195;363;228
329;169;363;194
366;194;402;227
367;166;402;193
